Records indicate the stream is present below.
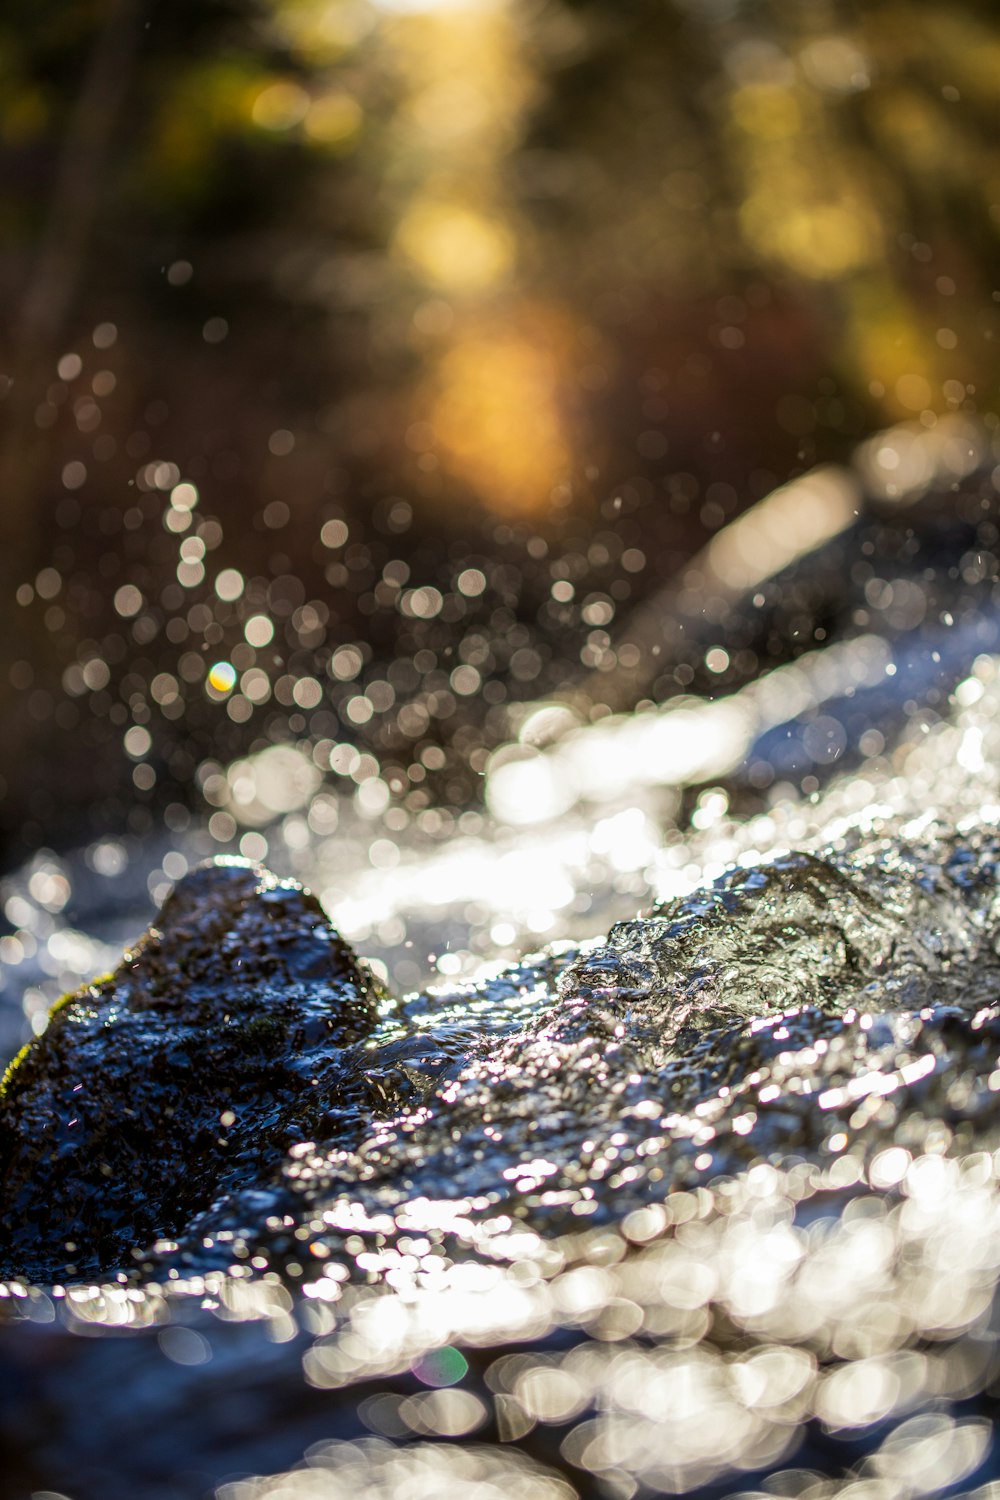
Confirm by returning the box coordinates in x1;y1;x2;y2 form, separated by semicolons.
2;432;1000;1499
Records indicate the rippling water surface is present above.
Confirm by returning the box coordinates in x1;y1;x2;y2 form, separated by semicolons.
5;457;1000;1498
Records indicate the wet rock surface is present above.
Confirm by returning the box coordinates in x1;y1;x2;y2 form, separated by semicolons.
6;827;1000;1284
5;815;1000;1498
0;860;382;1281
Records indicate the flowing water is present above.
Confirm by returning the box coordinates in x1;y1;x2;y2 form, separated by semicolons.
4;438;1000;1498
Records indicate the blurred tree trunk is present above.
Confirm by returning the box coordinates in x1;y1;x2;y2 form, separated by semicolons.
1;0;140;557
0;0;140;842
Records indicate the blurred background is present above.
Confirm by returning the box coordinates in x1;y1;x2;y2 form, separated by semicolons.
0;0;997;875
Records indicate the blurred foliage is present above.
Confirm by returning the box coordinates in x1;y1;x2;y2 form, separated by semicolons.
0;0;997;857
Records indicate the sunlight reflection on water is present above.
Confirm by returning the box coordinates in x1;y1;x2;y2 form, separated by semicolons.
4;427;1000;1497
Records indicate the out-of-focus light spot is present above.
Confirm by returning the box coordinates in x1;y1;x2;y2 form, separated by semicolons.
171;482;199;511
240;831;269;862
208;661;237;695
27;868;70;912
870;1147;910;1188
330;645;363;680
369;839;400;870
691;789;729;831
954;676;984;707
485;746;576;826
252;80;310;131
268;429;295;456
224;744;321;826
329;743;362;777
957;727;985;773
518;704;581;748
304;91;362;147
82;661;111;699
123;725;152;759
878;1416;990;1497
816;1355;907;1428
582;596;614;626
450;665;481;695
164;506;192;533
400;1386;487;1437
346;695;374;725
396;202;513;292
457;567;486;596
413;1345;469;1387
215;568;245;602
321;518;349;549
356;778;391;818
158;1326;212;1366
802;715;847;764
57;353;82;381
88;841;126;877
245;615;274;648
742;195;875;279
590;807;657;872
858;415;985;503
114;585;143;618
92;321;117;349
401;586;444;619
240;668;270;703
292;677;323;709
62;460;87;490
208;811;237;843
147;460;180;491
705;648;730;674
35;568;61;600
799;35;871;92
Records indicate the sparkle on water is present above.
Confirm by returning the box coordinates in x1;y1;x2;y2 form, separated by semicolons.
6;666;1000;1495
208;660;238;696
6;0;1000;1487
4;419;1000;1498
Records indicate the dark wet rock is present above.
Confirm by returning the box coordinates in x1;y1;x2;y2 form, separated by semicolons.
554;840;1000;1056
218;826;1000;1263
0;859;383;1282
7;830;1000;1288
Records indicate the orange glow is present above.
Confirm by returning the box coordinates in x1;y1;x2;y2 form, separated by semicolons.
425;310;576;516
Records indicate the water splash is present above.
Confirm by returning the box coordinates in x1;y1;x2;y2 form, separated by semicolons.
6;690;1000;1493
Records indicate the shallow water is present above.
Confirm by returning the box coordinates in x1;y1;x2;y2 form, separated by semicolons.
4;699;1000;1499
6;452;1000;1496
